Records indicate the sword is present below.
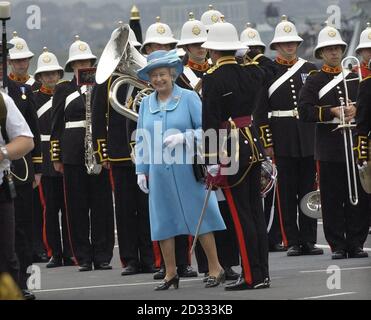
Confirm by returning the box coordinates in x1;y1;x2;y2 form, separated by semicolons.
190;184;213;254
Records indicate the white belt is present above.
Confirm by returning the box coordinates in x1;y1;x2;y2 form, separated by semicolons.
40;135;51;142
271;109;299;118
65;120;86;129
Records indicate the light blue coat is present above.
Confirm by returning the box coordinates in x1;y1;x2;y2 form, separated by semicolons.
136;84;226;241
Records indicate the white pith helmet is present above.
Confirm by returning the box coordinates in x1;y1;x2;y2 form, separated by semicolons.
200;4;223;31
356;22;371;54
269;15;303;50
64;35;97;72
177;12;208;47
34;47;64;80
202;17;246;51
9;31;34;60
240;23;266;50
314;22;347;59
140;17;178;54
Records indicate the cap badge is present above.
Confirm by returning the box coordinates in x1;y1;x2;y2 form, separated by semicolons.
328;30;336;37
79;43;87;51
42;55;52;63
283;25;292;33
16;42;24;50
192;25;201;36
211;14;219;23
157;25;166;35
248;31;256;39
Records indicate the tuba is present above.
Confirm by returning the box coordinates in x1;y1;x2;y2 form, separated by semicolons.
300;190;322;219
95;22;152;122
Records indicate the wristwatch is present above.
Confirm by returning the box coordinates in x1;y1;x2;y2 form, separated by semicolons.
0;146;10;160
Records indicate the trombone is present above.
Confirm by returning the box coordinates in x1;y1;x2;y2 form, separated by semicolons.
335;56;362;206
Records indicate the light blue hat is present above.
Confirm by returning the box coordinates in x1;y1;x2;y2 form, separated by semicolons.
137;49;183;82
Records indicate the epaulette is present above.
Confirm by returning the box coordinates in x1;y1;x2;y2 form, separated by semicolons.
308;69;319;76
206;65;220;74
57;79;69;85
361;75;371;82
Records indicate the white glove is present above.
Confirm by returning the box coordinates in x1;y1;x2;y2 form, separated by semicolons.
207;165;220;177
163;133;185;149
137;174;149;194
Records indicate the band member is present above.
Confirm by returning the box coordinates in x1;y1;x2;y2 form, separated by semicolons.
240;22;285;252
8;32;41;90
139;19;198;280
254;15;323;257
202;20;270;290
33;48;73;268
200;4;223;31
135;49;226;290
92;26;156;275
140;17;178;55
50;36;114;271
5;42;42;300
176;13;240;281
0;76;34;300
9;31;47;263
355;23;371;78
356;60;371;234
298;24;369;259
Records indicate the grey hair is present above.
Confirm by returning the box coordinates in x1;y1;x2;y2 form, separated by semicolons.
170;67;177;82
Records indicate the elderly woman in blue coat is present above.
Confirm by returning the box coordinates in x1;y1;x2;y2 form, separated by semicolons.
135;50;226;290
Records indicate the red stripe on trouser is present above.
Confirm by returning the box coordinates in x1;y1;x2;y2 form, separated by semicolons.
188;236;193;265
275;182;288;247
109;168;115;192
224;188;253;285
38;182;52;258
153;241;162;268
62;176;78;266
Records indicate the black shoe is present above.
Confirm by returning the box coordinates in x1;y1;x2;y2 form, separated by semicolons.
301;243;324;255
46;256;63;268
224;275;268;291
177;265;198;278
224;266;239;281
287;245;302;256
121;264;139;276
63;257;76;266
269;243;287;252
154;274;179;291
263;277;271;288
22;289;36;300
332;250;347;260
78;263;92;272
33;253;49;263
202;272;209;283
348;247;369;258
205;269;226;288
153;266;166;280
94;262;112;270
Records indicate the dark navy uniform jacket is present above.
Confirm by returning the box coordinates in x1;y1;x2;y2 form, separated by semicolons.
7;78;42;185
254;57;317;158
298;65;359;163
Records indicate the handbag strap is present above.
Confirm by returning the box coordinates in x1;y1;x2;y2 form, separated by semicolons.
0;92;9;144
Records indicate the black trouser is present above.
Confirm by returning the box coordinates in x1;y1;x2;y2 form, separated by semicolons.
63;164;114;266
195;201;239;273
275;156;317;247
42;176;71;259
320;161;369;252
263;187;283;247
223;163;269;285
32;186;47;257
14;183;33;289
0;185;19;283
111;165;154;268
